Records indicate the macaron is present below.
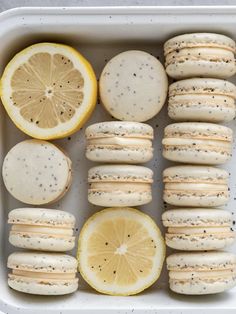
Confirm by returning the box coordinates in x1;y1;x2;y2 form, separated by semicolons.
85;121;154;163
88;165;153;207
164;33;236;79
8;252;78;295
8;208;76;252
2;139;72;205
167;252;236;295
99;50;168;122
168;78;236;122
162;209;235;250
163;165;229;207
162;122;233;165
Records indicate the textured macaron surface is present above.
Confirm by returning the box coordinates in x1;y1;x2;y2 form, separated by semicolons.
99;50;168;122
2;139;72;205
168;78;236;122
164;33;236;79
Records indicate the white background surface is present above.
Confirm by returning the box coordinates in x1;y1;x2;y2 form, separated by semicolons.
2;0;236;13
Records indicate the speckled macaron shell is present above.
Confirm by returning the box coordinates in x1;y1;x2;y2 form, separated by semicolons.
168;78;236;122
85;121;154;163
162;122;233;165
2;139;72;205
164;33;236;79
88;164;153;207
163;165;229;207
162;209;235;250
8;208;76;252
167;251;236;295
7;251;78;295
99;50;168;122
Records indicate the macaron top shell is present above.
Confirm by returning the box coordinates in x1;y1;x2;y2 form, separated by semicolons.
164;33;236;55
163;165;229;183
169;78;236;98
88;165;153;183
162;209;232;227
167;251;236;271
8;208;75;228
8;252;78;273
99;50;168;122
85;121;154;139
164;122;233;142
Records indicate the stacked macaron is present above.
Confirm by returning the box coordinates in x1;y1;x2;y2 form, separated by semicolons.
162;33;236;295
2;140;79;295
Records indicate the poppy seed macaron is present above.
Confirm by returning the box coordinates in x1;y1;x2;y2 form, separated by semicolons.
88;165;153;207
2;139;72;205
162;209;235;251
167;252;236;295
85;121;154;163
168;78;236;122
163;165;229;207
7;251;78;295
99;50;168;122
8;208;76;252
162;122;233;165
164;33;236;79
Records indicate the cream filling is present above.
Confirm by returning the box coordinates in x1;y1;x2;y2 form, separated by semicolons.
169;269;235;280
11;269;76;280
89;182;150;192
167;226;232;234
162;138;232;148
165;182;227;191
88;137;152;147
11;225;73;236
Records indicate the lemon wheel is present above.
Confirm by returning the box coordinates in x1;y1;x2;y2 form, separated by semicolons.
78;207;165;296
0;43;97;139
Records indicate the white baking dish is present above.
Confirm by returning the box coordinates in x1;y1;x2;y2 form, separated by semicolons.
0;6;236;314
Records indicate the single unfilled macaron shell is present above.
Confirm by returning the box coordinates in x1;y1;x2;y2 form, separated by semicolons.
2;139;72;205
162;122;233;165
168;78;236;122
163;165;229;207
85;121;154;163
164;33;236;79
167;251;236;295
88;165;153;207
8;251;78;295
99;50;168;122
8;208;76;252
162;208;235;250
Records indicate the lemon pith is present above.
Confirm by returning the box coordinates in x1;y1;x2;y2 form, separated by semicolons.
0;43;97;140
78;207;165;296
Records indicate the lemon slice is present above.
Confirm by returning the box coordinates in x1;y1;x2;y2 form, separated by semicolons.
78;207;165;295
0;43;97;139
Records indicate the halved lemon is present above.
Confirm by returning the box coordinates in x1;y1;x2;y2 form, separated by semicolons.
78;207;165;296
0;43;97;139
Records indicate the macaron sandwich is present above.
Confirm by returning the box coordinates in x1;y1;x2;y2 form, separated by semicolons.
8;208;76;252
164;33;236;79
162;208;235;251
8;252;78;295
88;165;153;207
162;122;233;165
85;121;154;163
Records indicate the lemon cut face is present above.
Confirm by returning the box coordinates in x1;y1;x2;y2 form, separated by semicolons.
78;207;165;296
0;43;97;139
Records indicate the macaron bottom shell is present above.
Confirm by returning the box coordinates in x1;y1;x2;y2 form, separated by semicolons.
8;275;78;295
169;275;236;295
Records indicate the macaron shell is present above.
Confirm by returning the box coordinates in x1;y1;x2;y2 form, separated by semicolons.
8;275;78;295
2;139;72;205
99;50;168;122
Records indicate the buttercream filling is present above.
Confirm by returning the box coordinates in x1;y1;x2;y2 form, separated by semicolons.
167;226;233;234
11;225;73;236
11;269;76;280
87;137;152;147
169;269;235;280
164;182;228;191
89;182;151;192
162;138;232;148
